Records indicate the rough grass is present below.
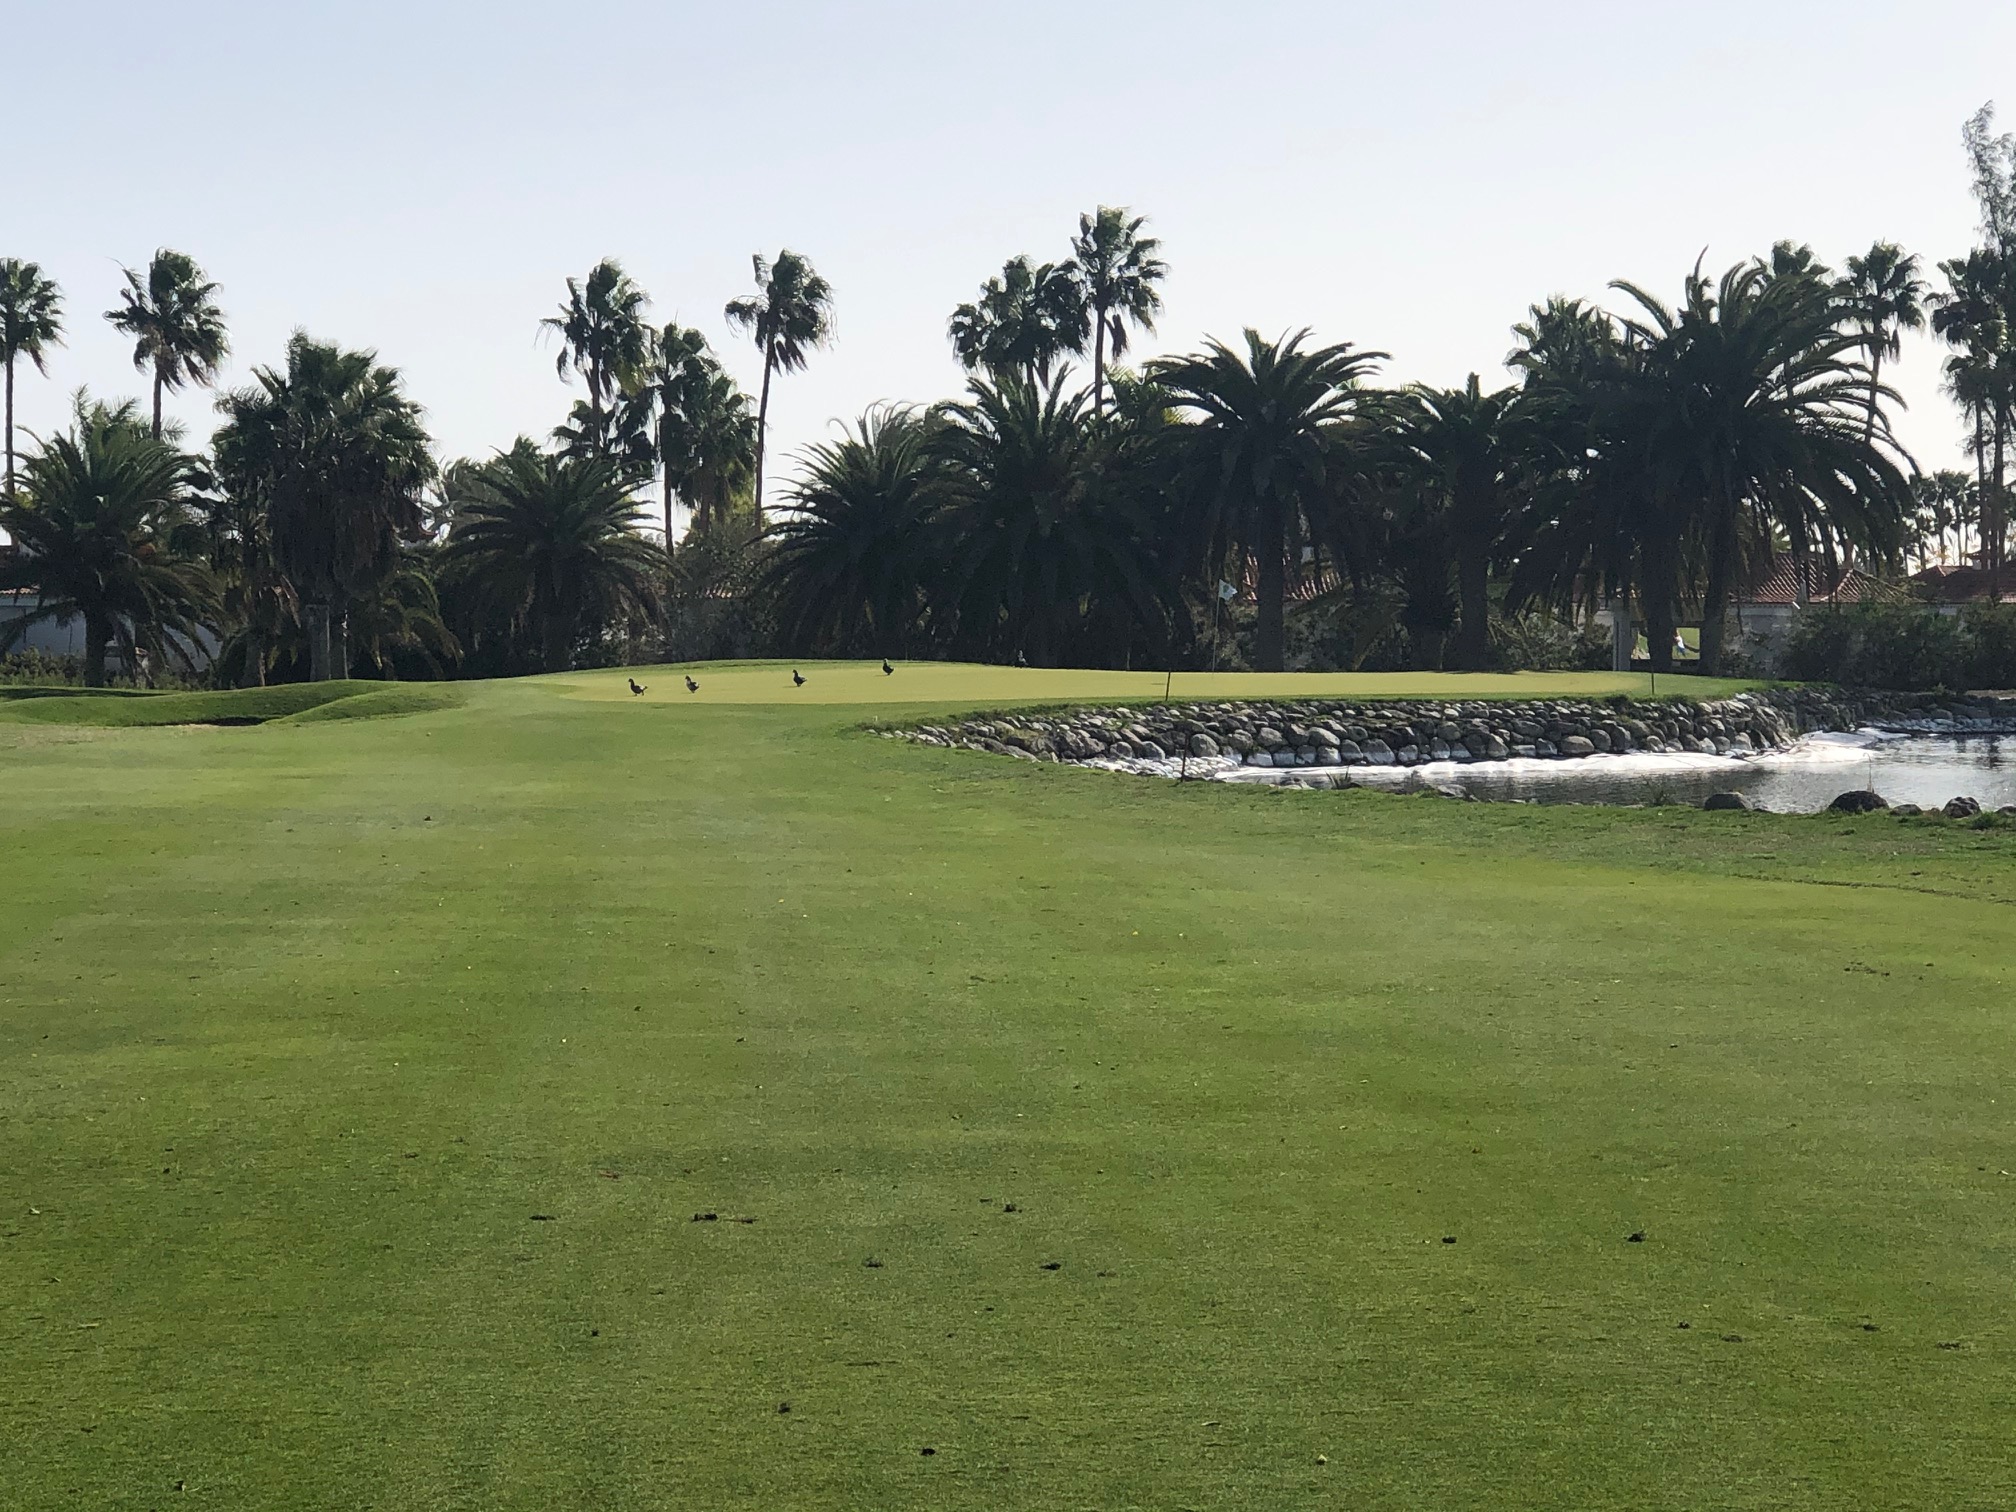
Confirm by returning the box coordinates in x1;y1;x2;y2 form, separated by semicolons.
2;664;2010;1511
0;681;454;727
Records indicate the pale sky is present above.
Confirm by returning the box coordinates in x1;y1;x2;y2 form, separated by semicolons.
8;0;2009;515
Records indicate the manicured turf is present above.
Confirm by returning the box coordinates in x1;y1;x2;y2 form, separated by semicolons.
3;663;2011;1511
555;659;1761;705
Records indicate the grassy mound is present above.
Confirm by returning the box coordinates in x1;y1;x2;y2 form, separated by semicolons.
2;665;2008;1510
0;680;454;727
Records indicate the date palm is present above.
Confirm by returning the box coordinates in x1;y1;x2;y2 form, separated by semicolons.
1070;207;1166;416
1383;375;1543;670
1842;241;1927;441
1148;330;1386;671
1610;257;1915;675
0;399;213;685
947;256;1089;387
933;374;1165;666
725;250;833;526
104;250;229;439
441;449;663;672
213;335;434;680
541;259;652;451
766;405;945;655
0;259;65;496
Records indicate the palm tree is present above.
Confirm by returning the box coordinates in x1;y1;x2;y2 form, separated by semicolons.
1070;207;1166;417
933;374;1167;666
947;256;1089;386
0;259;64;497
1932;248;2013;593
1382;375;1542;670
725;250;834;525
441;449;663;672
642;325;756;538
766;405;945;655
1148;330;1385;671
104;250;229;440
1609;258;1915;674
1842;242;1928;441
212;334;434;680
0;399;213;685
541;259;652;453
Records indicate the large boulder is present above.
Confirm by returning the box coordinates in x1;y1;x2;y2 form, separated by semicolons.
1559;735;1596;757
1701;791;1750;812
1188;732;1221;758
1829;790;1890;814
1943;796;1983;819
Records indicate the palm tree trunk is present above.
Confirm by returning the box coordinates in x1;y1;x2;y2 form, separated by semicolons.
151;367;165;440
334;607;351;680
4;355;14;497
752;338;777;529
240;624;266;687
1697;503;1737;677
304;602;332;682
1256;494;1286;672
542;598;572;672
1454;538;1490;671
1642;531;1677;676
1864;340;1883;445
83;608;111;687
1994;405;2009;602
1092;309;1107;419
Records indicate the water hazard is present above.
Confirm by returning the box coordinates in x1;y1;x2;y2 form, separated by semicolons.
1144;730;2016;813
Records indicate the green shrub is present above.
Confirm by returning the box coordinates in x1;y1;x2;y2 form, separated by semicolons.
1781;603;1996;690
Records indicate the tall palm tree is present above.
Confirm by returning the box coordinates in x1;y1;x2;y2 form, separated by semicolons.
0;399;213;685
933;374;1166;666
1148;330;1385;671
766;405;945;655
104;250;229;440
0;259;65;497
1932;248;2014;593
641;324;757;539
725;250;834;525
541;259;652;453
947;256;1089;386
1382;375;1542;670
213;334;434;680
441;449;663;672
1070;207;1166;417
1610;258;1915;674
1842;242;1928;441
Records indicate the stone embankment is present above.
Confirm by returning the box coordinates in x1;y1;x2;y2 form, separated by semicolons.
889;689;2016;772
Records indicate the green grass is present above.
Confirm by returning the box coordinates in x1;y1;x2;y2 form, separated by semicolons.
2;662;2010;1511
0;680;460;727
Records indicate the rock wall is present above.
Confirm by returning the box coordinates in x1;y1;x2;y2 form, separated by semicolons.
889;689;2016;771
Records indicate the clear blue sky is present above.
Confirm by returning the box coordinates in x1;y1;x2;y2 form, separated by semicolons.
8;0;2009;500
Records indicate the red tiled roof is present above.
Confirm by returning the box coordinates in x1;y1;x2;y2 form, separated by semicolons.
1738;555;1903;607
1910;564;2014;604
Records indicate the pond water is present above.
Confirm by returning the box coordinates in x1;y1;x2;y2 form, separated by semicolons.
1147;730;2016;813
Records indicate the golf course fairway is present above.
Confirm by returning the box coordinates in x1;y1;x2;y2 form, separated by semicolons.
2;663;2010;1510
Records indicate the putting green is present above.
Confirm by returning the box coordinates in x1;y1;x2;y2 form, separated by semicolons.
551;659;1760;706
2;665;2009;1511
